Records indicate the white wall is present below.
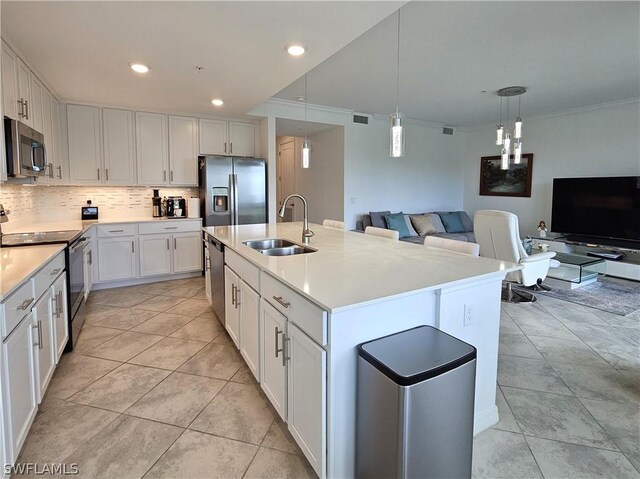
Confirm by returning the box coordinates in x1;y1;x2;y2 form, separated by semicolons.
462;100;640;236
250;99;466;229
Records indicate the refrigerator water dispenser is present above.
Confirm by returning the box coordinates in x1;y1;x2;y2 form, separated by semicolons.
212;187;229;212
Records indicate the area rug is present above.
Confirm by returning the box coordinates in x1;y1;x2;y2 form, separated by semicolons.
536;276;640;316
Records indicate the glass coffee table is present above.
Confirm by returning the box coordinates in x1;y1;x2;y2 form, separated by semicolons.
546;253;606;290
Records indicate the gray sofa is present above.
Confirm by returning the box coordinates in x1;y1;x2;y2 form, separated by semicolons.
356;210;476;245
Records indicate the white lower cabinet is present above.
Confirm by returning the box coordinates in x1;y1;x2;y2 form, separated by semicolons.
139;234;172;277
239;280;260;380
2;313;38;465
173;233;202;273
98;237;137;282
31;293;55;403
260;299;288;420
287;323;327;475
51;274;68;361
224;266;240;347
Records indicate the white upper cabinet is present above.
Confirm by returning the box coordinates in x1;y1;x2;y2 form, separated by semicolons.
199;119;227;155
199;119;255;157
169;115;198;186
228;122;255;157
103;108;136;185
16;58;32;127
136;112;168;186
2;42;19;120
40;89;54;181
67;104;102;184
29;76;44;134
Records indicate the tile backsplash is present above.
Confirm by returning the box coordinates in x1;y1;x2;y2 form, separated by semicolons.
1;184;198;228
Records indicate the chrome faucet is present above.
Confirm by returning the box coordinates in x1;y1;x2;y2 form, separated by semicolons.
278;194;314;244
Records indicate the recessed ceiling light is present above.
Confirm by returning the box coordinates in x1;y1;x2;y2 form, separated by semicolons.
211;99;224;106
295;96;305;102
130;63;150;73
286;45;306;57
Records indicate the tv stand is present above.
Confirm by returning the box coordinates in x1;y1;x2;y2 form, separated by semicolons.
531;235;640;282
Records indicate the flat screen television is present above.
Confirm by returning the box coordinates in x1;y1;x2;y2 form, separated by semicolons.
551;176;640;244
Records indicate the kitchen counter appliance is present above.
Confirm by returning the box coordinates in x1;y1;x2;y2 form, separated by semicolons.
1;229;86;352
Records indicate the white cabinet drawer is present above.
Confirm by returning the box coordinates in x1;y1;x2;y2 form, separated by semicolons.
96;224;136;237
261;273;327;346
226;248;259;292
1;281;35;339
139;220;201;235
32;252;65;301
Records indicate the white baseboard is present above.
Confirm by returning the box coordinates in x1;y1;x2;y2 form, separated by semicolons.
91;271;202;291
474;404;499;436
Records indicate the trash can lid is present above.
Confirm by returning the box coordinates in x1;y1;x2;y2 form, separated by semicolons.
358;325;477;386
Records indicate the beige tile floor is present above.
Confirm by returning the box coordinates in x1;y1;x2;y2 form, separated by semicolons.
16;277;640;478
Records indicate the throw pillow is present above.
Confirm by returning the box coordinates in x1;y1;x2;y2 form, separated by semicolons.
426;213;446;233
403;214;418;236
458;211;474;232
369;210;391;229
410;214;438;236
439;212;466;233
385;213;411;238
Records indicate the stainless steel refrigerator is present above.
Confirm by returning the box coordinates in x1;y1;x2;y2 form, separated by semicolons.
199;156;267;227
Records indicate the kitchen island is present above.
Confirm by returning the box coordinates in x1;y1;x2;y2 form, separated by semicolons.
203;222;519;478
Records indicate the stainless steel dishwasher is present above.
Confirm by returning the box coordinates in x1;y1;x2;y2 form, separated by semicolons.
207;236;225;325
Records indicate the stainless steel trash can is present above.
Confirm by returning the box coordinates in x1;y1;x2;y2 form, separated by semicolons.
356;325;477;479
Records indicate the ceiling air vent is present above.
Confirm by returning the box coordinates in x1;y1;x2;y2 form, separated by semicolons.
442;127;454;135
353;114;369;125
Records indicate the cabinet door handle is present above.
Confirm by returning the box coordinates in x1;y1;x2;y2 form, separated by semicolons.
58;291;63;318
231;284;236;306
274;326;283;358
17;99;24;118
109;229;124;233
48;163;54;178
89;250;92;265
163;170;167;182
131;241;135;254
52;294;58;319
33;321;42;349
174;237;177;249
106;168;109;181
164;226;178;230
282;334;290;366
50;268;62;276
224;142;227;153
170;171;174;182
18;298;35;310
97;168;100;180
272;296;290;308
166;238;170;250
57;165;62;178
235;285;241;307
23;100;29;119
230;142;233;154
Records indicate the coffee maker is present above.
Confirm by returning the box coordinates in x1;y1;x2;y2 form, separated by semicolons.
152;189;162;217
166;196;186;217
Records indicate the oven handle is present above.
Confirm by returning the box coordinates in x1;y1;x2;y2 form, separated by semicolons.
69;236;87;252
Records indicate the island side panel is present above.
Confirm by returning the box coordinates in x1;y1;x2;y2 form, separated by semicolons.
435;276;503;434
327;291;437;479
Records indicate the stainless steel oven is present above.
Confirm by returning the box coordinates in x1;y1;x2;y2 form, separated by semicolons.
4;117;46;178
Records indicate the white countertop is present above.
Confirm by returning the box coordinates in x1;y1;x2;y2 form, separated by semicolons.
204;222;519;313
1;245;67;300
6;216;202;235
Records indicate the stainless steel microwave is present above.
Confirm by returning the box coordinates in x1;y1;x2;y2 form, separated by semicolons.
4;117;46;178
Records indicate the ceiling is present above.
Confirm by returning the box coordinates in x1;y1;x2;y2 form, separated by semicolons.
276;118;341;137
0;1;402;117
274;1;640;127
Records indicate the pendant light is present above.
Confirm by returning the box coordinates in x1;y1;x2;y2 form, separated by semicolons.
495;86;526;169
302;74;311;168
390;9;405;158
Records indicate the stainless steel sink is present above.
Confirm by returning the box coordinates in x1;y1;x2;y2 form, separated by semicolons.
243;239;317;256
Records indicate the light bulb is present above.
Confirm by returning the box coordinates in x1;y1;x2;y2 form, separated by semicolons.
514;139;522;164
302;139;311;168
287;45;306;56
514;117;522;139
496;125;504;146
390;113;405;158
501;147;509;170
130;63;149;73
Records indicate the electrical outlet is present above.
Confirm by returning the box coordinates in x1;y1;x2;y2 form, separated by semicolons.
464;304;474;327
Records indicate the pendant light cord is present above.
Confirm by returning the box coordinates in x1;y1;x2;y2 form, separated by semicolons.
304;73;308;140
395;9;400;115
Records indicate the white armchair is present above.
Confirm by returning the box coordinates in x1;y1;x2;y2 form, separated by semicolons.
473;210;558;302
